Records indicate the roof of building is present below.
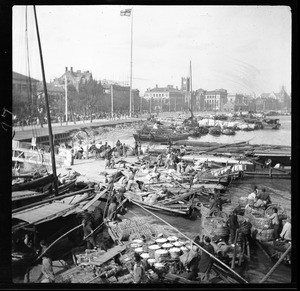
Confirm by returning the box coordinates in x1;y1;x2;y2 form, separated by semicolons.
36;82;64;93
13;71;40;83
146;86;181;93
205;90;228;95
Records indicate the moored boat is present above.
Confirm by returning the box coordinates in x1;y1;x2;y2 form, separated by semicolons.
209;126;221;136
261;118;281;129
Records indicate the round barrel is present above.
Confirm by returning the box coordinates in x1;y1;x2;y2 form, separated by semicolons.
173;241;184;248
155;249;169;262
167;236;178;243
155;238;168;247
162;243;173;250
169;247;181;259
130;243;141;250
148;244;160;258
140;253;150;260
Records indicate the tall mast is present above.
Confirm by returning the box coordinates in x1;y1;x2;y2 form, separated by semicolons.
33;6;59;196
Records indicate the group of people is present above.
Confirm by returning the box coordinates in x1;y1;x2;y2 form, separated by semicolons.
247;185;272;209
247;185;291;241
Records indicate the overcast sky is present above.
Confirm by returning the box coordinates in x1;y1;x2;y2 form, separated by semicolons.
13;5;291;96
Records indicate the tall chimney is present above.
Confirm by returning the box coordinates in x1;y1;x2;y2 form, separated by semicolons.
71;67;73;72
65;66;68;72
156;84;158;88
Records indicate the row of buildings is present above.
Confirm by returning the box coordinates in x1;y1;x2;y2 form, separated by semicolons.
13;67;291;119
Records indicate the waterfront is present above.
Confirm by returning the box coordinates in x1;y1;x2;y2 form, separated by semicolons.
12;112;292;284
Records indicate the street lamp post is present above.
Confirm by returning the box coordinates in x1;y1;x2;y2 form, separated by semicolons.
121;8;133;118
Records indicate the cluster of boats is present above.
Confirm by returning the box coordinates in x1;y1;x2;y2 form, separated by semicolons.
133;113;281;142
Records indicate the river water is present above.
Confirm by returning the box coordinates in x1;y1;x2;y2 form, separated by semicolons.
112;114;292;284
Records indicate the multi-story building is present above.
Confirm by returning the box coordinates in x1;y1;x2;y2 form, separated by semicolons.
13;71;40;103
52;67;93;92
144;84;186;111
194;89;206;111
102;82;140;113
204;89;228;111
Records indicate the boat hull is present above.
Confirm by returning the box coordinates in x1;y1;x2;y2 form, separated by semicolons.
133;133;189;142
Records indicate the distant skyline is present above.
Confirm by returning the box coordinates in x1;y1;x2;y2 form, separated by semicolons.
12;5;291;96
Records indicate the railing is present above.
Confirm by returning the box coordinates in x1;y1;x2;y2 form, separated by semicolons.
12;140;65;168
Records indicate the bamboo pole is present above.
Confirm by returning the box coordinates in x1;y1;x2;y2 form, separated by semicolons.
255;240;273;263
238;240;245;266
231;229;239;269
259;244;292;283
246;237;250;261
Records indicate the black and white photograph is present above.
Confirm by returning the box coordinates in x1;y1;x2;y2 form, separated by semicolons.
7;4;294;286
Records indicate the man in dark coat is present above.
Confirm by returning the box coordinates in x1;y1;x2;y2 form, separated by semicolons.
197;236;215;281
227;209;239;245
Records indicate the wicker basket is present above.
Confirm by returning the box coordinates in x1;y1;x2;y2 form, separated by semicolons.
265;205;287;217
255;228;275;242
200;203;212;218
214;225;229;237
244;206;265;218
250;214;271;229
221;203;237;216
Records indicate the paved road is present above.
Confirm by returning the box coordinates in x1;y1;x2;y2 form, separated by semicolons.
13;117;146;140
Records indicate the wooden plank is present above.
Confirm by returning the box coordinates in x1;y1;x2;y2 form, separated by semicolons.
164;272;199;284
132;199;187;215
86;244;128;266
160;191;195;205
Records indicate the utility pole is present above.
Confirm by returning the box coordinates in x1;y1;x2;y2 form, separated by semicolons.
190;60;193;111
111;84;114;119
65;74;68;125
120;8;133;118
130;10;133;117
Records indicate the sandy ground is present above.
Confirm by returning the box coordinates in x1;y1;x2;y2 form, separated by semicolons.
57;154;140;183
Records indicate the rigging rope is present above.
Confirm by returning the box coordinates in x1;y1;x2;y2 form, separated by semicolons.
129;200;248;283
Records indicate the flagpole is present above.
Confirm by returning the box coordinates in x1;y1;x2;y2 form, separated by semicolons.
129;8;133;118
